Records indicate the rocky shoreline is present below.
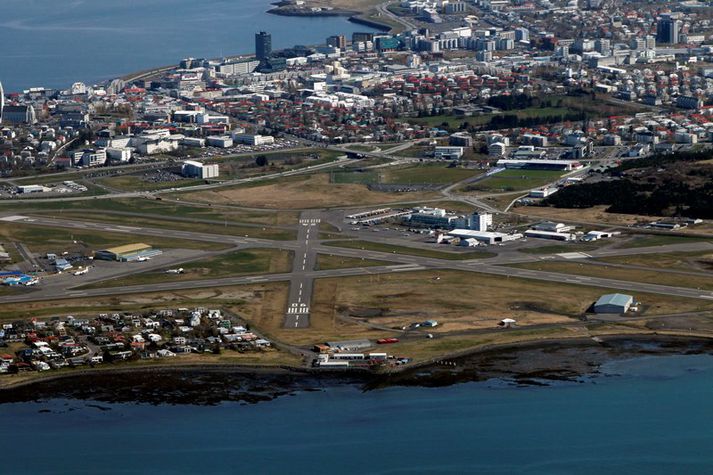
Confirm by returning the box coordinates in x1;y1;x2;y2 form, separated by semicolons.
1;335;711;406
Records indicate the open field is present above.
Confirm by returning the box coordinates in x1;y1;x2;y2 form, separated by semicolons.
96;175;205;192
331;163;483;186
599;251;713;271
409;96;646;132
616;234;710;249
0;222;225;254
217;149;344;179
323;240;496;260
315;253;392;271
0;283;285;322
178;173;440;209
411;107;572;130
298;270;713;354
0;197;300;226
511;261;713;292
79;249;293;289
465;169;565;193
43;212;297;241
517;205;663;227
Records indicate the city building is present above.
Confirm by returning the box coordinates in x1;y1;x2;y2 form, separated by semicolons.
1;104;36;125
255;31;272;60
327;35;347;49
434;146;464;159
182;160;220;179
657;14;680;44
468;212;492;231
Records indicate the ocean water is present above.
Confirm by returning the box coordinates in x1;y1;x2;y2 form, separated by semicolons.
0;0;377;92
0;354;712;474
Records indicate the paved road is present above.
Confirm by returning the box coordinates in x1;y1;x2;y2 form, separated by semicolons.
283;212;320;329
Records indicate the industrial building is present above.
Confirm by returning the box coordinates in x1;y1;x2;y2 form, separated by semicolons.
94;243;161;262
434;146;464;160
531;221;574;233
593;293;634;314
524;229;576;241
182;160;219;179
408;207;461;228
445;229;522;245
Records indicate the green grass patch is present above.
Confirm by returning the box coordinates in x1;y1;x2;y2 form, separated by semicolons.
467;169;565;192
616;235;710;249
96;175;205;192
323;240;496;260
79;249;292;289
330;163;482;186
315;253;392;270
0;222;226;254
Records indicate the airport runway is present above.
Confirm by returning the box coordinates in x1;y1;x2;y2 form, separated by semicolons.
283;212;321;329
3;213;713;317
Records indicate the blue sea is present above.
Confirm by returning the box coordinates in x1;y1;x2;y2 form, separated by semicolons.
1;354;712;474
0;0;377;92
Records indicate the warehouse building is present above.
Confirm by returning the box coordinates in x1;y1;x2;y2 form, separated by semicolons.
182;160;219;179
94;243;161;262
524;229;576;241
593;293;634;314
445;229;522;245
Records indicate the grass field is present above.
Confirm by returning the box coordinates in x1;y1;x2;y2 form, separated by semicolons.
287;269;713;353
411;107;572;131
0;222;225;254
80;249;292;289
0;197;300;226
466;169;565;193
330;163;479;186
45;211;296;241
178;173;440;209
599;251;713;271
511;261;713;291
96;175;205;192
323;240;496;260
616;234;710;249
315;253;392;270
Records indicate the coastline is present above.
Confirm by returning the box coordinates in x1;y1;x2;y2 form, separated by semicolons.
2;333;711;405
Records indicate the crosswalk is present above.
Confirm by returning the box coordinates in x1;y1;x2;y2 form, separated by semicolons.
300;218;321;226
287;303;309;314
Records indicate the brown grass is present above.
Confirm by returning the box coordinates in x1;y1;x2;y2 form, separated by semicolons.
181;174;439;209
512;261;713;292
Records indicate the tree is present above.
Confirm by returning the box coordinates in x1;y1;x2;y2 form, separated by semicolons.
255;155;269;167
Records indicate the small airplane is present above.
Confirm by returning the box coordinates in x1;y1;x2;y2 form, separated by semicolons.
136;256;151;262
165;268;184;274
73;267;89;276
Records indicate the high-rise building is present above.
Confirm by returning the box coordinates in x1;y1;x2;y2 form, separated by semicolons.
0;81;4;124
657;14;680;44
255;31;272;60
326;35;347;49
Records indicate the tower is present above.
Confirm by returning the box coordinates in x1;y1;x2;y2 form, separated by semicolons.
255;31;272;60
0;81;4;124
657;14;680;45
